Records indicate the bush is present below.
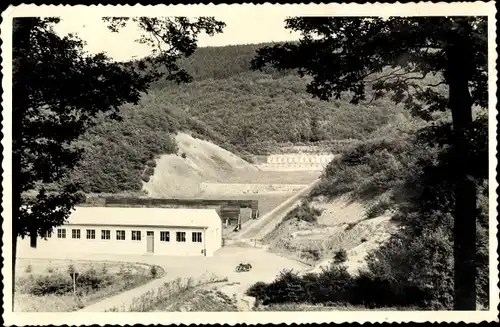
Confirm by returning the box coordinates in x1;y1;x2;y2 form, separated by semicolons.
247;265;355;306
284;202;322;223
150;265;159;279
246;281;268;299
145;159;157;167
77;266;113;294
365;199;392;219
67;263;76;275
366;227;455;309
301;247;320;261
333;249;348;264
24;264;32;274
144;166;155;176
241;154;255;163
350;271;430;308
29;274;73;296
181;152;187;159
246;262;436;309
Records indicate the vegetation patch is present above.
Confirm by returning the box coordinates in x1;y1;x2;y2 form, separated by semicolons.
247;265;432;309
15;260;163;312
283;202;323;224
61;43;403;194
107;274;228;312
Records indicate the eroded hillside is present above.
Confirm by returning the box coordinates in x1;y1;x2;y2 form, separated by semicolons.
67;43;404;194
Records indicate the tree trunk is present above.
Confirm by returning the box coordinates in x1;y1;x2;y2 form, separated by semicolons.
12;230;17;311
447;29;477;310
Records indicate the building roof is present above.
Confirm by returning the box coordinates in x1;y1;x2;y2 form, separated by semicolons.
65;207;222;228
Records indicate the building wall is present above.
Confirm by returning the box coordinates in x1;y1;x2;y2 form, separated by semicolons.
17;223;222;257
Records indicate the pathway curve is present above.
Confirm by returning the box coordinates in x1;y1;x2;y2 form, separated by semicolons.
70;246;307;312
78;273;172;312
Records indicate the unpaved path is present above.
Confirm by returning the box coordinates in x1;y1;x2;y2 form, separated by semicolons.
78;273;174;312
237;179;321;240
35;246;307;312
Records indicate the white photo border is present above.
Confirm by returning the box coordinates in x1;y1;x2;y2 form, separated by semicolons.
1;2;498;325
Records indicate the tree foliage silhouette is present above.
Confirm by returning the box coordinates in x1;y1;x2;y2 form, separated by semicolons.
12;16;224;308
251;17;488;309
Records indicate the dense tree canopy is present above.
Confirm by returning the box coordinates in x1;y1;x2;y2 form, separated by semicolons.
251;16;488;309
12;16;224;308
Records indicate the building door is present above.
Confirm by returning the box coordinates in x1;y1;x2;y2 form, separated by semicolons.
146;231;154;253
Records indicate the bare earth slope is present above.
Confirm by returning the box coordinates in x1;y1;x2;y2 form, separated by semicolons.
143;133;259;198
265;195;398;275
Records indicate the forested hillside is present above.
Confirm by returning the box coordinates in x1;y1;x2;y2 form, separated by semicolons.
68;43;404;193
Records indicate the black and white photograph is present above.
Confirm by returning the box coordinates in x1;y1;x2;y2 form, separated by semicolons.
1;2;498;325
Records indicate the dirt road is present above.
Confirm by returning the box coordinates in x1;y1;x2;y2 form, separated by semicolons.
236;179;321;241
19;246;306;312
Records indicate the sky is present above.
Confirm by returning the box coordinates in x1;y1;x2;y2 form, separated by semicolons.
52;7;302;62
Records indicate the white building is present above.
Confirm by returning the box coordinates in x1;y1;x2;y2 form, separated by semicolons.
17;207;223;257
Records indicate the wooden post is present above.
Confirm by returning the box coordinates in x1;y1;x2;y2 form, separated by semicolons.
73;272;76;295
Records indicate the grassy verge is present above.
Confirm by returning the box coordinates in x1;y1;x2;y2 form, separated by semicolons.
106;274;229;312
160;285;239;312
15;260;163;312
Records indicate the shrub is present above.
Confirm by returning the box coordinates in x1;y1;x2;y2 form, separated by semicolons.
246;281;268;299
301;247;321;261
350;271;430;308
46;262;55;273
241;154;255;163
77;266;113;294
333;249;348;264
118;265;134;287
141;175;150;183
67;263;76;275
145;159;157;167
24;264;32;274
29;274;73;296
284;202;322;223
144;166;155;176
150;265;159;279
365;200;392;219
247;265;355;306
181;152;187;159
314;264;354;303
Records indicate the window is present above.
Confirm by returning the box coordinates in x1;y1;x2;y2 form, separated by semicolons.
72;229;80;239
86;229;96;240
176;232;186;242
57;229;66;239
116;230;125;240
192;232;202;243
132;230;141;241
101;230;111;240
160;231;170;242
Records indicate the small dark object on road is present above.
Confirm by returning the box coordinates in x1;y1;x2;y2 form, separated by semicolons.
235;263;252;272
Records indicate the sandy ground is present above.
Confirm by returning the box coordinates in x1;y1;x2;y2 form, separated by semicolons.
19;246;307;312
143;133;259;198
143;133;322;196
142;132;323;228
200;183;307;196
264;196;399;275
